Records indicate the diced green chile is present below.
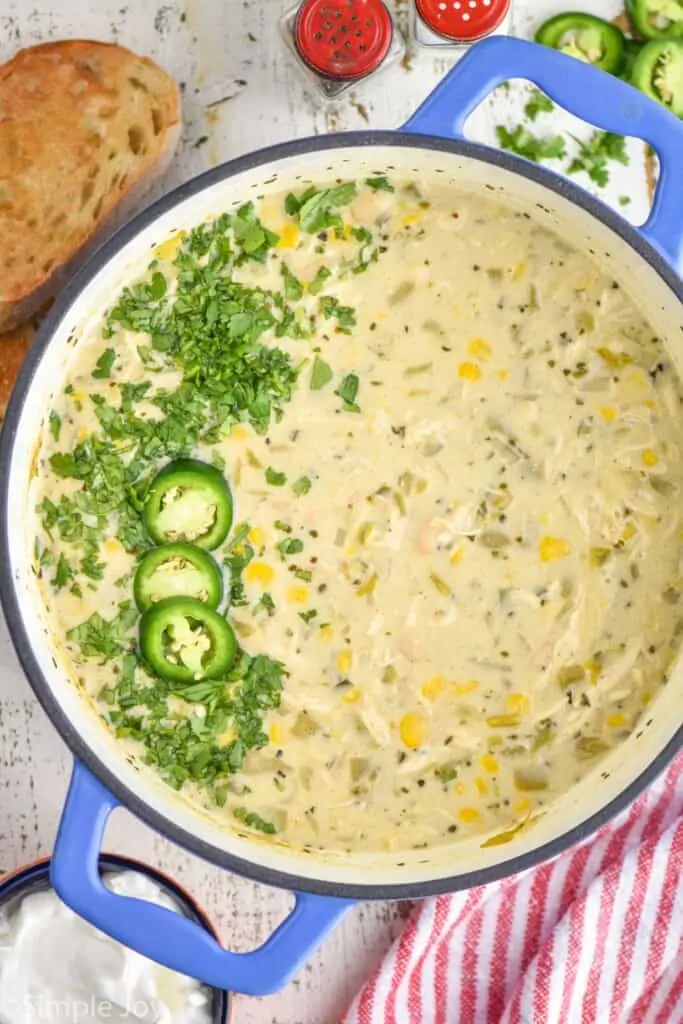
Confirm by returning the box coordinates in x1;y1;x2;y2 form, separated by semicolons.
139;596;237;683
134;543;223;612
631;40;683;117
144;458;233;550
627;0;683;41
535;13;626;74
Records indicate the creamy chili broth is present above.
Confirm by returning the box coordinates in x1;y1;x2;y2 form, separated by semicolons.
32;177;683;854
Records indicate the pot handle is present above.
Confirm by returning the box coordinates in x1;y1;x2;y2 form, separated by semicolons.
403;36;683;269
50;762;353;995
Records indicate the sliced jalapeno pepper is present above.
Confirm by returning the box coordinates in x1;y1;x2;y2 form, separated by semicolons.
144;458;233;550
139;596;237;683
134;543;224;612
632;39;683;116
535;13;626;74
626;0;683;41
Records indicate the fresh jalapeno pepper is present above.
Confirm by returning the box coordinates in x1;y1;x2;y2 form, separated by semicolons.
631;39;683;116
626;0;683;41
535;13;626;74
144;459;233;551
139;596;237;683
134;543;224;612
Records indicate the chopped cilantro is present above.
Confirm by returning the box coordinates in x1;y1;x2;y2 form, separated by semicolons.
67;602;138;662
496;125;566;163
299;609;317;624
435;762;459;784
292;475;311;496
49;410;61;441
524;89;554;122
234;807;276;834
265;467;286;486
149;271;167;300
292;182;357;233
567;131;628;188
52;553;74;591
224;535;255;607
92;348;117;379
335;372;361;413
293;567;312;582
619;196;631;207
281;263;303;301
319;295;356;333
310;356;333;391
193;135;209;148
276;537;304;559
365;176;394;192
255;592;276;617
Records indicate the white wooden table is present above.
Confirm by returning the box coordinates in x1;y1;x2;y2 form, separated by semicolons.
0;1;650;1021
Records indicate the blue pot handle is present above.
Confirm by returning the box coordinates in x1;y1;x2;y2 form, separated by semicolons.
50;762;353;995
403;36;683;269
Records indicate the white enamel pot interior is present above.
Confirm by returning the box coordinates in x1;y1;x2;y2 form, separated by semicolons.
2;134;683;900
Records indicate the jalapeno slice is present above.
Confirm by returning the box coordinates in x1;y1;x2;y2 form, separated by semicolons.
627;0;683;41
144;459;233;550
631;39;683;116
535;13;626;74
139;597;237;683
134;543;224;612
620;38;644;80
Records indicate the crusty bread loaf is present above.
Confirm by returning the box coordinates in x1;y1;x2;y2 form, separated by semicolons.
0;40;181;332
0;320;35;418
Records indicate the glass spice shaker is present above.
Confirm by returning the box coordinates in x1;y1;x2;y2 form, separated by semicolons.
411;0;512;50
280;0;406;100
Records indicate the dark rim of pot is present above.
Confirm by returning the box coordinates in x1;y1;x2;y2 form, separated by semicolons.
1;132;682;901
0;853;231;1022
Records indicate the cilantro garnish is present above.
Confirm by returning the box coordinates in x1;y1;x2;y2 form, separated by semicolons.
265;467;287;486
276;537;304;559
524;89;554;122
288;182;357;233
365;176;394;192
292;475;311;496
234;807;277;834
319;295;356;333
567;131;628;187
308;266;331;296
92;348;117;379
281;263;303;301
255;592;276;617
67;602;138;662
310;356;333;390
224;530;255;607
335;372;361;413
52;553;73;591
496;125;567;162
49;410;61;441
299;609;317;624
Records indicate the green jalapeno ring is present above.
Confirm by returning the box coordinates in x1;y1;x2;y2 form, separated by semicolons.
631;38;683;116
133;543;224;612
627;0;683;41
144;458;233;551
535;13;626;75
139;596;237;683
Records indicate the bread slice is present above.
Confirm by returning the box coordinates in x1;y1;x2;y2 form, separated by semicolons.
0;40;181;332
0;320;35;419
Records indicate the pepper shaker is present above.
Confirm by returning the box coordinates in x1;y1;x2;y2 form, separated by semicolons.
411;0;512;50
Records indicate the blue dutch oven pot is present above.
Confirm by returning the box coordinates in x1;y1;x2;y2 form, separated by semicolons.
2;37;683;996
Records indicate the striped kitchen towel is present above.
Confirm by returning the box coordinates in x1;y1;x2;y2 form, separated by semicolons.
343;753;683;1024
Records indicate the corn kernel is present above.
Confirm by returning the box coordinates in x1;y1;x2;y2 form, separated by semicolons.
539;536;570;563
642;449;659;467
78;427;89;441
512;262;527;281
467;338;492;361
607;712;627;728
454;781;467;796
421;674;447;701
402;213;421;226
497;369;509;381
287;585;308;604
480;752;499;774
399;712;426;749
245;562;274;587
343;687;362;704
475;777;488;795
585;657;601;684
641;690;653;707
154;231;185;261
506;692;531;716
452;680;479;696
458;807;481;824
269;722;286;745
458;362;481;382
231;425;248;440
319;624;334;642
599;406;617;423
450;546;464;566
248;527;265;548
105;539;121;553
621;523;637;543
337;649;353;673
277;223;299;248
515;797;532;814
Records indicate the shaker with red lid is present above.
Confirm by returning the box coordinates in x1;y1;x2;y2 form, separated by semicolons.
412;0;512;49
280;0;405;99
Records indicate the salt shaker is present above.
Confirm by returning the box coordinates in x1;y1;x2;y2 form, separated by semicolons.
411;0;512;50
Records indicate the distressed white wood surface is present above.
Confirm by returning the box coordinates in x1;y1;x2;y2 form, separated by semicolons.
0;1;652;1021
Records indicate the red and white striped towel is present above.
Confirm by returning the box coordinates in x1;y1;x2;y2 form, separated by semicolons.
343;754;683;1024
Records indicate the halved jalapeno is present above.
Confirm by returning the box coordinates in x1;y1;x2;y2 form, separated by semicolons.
139;596;237;683
144;459;233;550
134;543;224;612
